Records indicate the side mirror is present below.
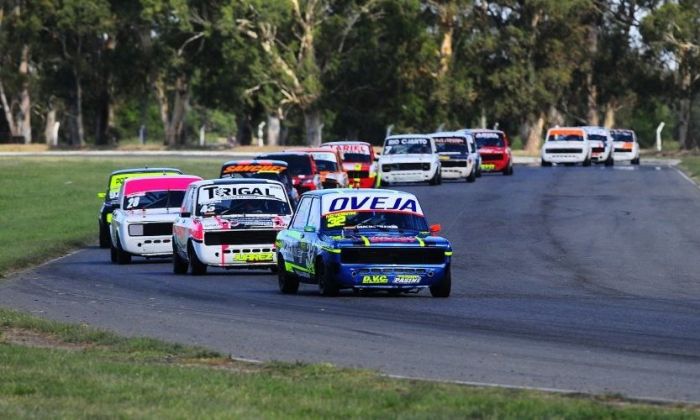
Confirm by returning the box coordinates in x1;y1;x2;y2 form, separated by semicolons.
304;225;316;233
180;212;191;218
429;224;441;234
97;192;106;199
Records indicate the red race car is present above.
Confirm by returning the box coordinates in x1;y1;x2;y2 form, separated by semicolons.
469;129;513;175
321;140;378;188
257;152;322;194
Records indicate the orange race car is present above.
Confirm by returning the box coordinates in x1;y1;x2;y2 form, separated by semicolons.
286;147;350;189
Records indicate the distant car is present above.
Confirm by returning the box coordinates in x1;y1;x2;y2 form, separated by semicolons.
469;129;513;175
172;179;293;275
541;127;592;167
610;129;640;165
321;141;378;188
97;167;182;248
285;148;349;188
257;152;322;195
430;131;479;182
581;126;614;166
275;189;453;297
219;159;299;208
110;175;202;264
378;134;441;186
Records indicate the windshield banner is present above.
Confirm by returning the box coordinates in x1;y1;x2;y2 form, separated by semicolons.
321;193;423;215
198;183;287;204
386;138;428;146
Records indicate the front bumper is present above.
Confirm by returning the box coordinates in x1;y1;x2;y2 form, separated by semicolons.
480;158;509;172
192;241;277;267
381;170;434;183
336;264;448;289
121;235;173;256
613;151;637;161
542;152;587;164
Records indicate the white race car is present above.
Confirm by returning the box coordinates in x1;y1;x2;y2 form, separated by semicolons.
581;126;614;166
172;179;293;275
378;134;441;185
431;131;479;182
541;127;592;167
110;175;202;264
611;129;640;165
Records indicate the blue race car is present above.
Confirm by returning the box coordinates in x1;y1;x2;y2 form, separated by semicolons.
275;189;452;297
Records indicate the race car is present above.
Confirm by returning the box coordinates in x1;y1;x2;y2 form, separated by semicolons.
611;129;640;165
172;179;294;275
110;175;202;264
257;152;322;195
275;189;452;297
430;131;479;182
541;127;592;167
219;159;299;208
469;129;514;175
581;126;614;166
378;135;441;186
285;147;350;188
97;167;182;248
321;141;378;188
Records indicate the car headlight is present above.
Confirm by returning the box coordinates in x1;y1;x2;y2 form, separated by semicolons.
422;163;431;171
382;164;391;172
128;224;144;236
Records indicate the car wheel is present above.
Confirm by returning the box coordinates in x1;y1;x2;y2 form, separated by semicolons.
188;242;207;275
110;240;118;263
541;159;552;167
172;242;188;275
429;266;451;298
504;165;514;176
466;167;476;183
429;169;440;186
115;236;131;265
604;154;614;167
476;165;482;177
277;256;299;294
316;259;339;296
99;221;110;248
632;157;640;165
582;155;592;167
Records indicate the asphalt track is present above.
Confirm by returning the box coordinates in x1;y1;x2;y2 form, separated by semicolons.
2;164;700;402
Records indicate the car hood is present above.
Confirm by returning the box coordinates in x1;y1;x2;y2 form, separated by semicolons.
379;155;435;164
438;152;468;160
200;215;291;231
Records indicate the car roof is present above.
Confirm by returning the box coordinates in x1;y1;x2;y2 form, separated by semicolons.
190;178;285;188
221;159;288;167
322;140;371;146
430;131;470;139
286;147;337;153
110;167;182;176
300;188;416;198
385;134;430;140
462;128;504;135
258;152;312;159
122;175;202;195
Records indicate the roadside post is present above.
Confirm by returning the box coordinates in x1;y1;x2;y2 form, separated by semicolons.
656;122;665;152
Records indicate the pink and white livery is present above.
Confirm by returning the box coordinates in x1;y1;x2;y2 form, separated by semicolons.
110;175;202;264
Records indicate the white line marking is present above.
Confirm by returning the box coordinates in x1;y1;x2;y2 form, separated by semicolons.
674;167;700;192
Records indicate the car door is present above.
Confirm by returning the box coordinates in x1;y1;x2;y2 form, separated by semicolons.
287;196;312;267
174;185;196;253
298;197;321;270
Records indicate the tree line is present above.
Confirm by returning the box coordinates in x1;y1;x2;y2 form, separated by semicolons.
1;0;699;151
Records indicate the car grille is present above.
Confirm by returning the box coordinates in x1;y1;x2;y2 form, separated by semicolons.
480;153;503;162
384;162;424;171
615;148;632;153
340;248;445;264
143;222;173;236
592;147;605;153
441;160;467;168
346;170;368;178
545;148;582;154
204;230;278;246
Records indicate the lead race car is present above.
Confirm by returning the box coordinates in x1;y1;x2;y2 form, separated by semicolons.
275;189;453;297
110;175;202;264
172;179;294;275
378;134;442;186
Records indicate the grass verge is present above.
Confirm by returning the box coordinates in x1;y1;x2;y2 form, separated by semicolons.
679;156;700;182
0;156;225;276
1;308;697;418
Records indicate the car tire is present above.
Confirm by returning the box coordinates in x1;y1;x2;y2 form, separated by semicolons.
541;159;552;167
277;256;299;294
188;243;207;275
99;221;110;248
429;266;451;298
476;165;482;177
582;155;592;167
316;259;339;296
632;157;640;165
429;169;440;186
604;154;614;167
173;243;188;275
466;167;476;183
115;236;131;265
110;240;118;263
504;165;514;176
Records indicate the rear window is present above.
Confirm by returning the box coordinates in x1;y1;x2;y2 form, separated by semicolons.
311;152;339;172
588;134;608;142
474;132;505;148
612;132;634;142
434;137;467;153
260;154;312;176
123;191;186;210
548;134;583;142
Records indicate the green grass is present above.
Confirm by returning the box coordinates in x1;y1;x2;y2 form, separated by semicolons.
1;309;696;418
0;157;223;276
679;156;700;181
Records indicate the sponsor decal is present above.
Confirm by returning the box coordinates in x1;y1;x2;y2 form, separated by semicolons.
322;194;422;215
368;236;416;243
233;252;274;262
198;184;287;204
474;132;500;139
222;164;287;174
481;163;496;170
325;211;356;228
337;144;370;154
362;275;388;284
386;138;428;146
393;274;421;284
434;137;465;144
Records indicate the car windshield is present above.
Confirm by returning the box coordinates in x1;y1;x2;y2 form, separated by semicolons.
261;155;312;176
548;134;583;142
341;152;371;163
198;198;290;216
222;171;287;183
475;134;505;148
383;139;431;155
612;132;634;142
588;134;608;142
322;211;428;232
123;191;186;210
435;138;467;153
311;152;338;171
